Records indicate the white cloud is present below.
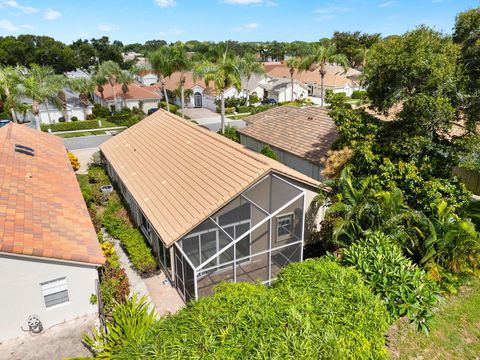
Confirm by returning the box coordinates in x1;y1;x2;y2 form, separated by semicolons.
155;0;176;7
44;8;61;20
223;0;277;6
1;0;38;14
0;19;18;32
314;5;352;20
233;22;259;32
379;1;397;7
97;23;119;32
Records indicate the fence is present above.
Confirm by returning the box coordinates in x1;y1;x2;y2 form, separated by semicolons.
453;167;480;195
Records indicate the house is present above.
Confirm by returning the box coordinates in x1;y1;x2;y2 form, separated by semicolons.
258;77;309;102
136;71;159;86
265;62;363;97
162;72;240;111
0;123;104;341
64;69;91;79
100;110;325;302
93;83;161;112
20;87;93;124
238;106;339;180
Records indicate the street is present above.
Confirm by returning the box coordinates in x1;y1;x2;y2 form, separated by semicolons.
63;134;112;150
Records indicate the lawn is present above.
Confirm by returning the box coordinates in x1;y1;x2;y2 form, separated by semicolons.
57;130;107;138
41;118;119;133
226;113;251;120
388;277;480;359
76;173;89;189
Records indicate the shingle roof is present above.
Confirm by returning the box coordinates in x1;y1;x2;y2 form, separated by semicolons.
100;110;321;247
0;123;104;265
238;106;339;165
95;83;161;101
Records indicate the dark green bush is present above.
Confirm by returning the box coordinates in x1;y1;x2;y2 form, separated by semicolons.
352;90;368;100
159;101;178;113
111;258;389;359
338;232;440;333
219;126;239;142
261;145;279;160
58;116;65;122
237;105;252;113
86;113;96;120
93;104;111;118
71;116;78;121
41;120;103;132
250;103;277;114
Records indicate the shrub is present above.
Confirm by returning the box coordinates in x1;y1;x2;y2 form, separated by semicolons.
86;113;96;120
99;266;130;315
111;258;389;359
58;116;65;122
339;232;440;333
159;101;178;113
41;120;102;132
93;104;111;118
225;106;236;114
88;164;110;186
84;294;157;358
219;126;239;142
352;90;368;100
237;105;251;113
67;151;80;171
250;103;276;114
260;145;278;160
214;96;246;109
71;116;78;121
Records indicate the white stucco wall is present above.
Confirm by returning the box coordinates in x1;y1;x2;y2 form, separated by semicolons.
22;107;92;124
274;83;309;102
0;254;99;341
137;73;158;86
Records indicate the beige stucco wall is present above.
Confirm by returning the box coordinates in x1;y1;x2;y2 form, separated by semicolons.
0;254;99;342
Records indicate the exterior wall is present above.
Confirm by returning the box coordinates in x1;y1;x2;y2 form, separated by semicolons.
273;83;309;102
22;106;92;124
125;99;159;113
137;73;158;86
0;254;99;341
240;135;322;180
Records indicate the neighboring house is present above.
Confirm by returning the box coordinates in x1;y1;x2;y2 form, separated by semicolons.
64;69;91;79
0;123;104;342
258;77;309;102
136;71;159;86
20;87;93;124
163;72;240;111
93;83;161;112
265;62;363;97
238;106;339;181
100;110;325;302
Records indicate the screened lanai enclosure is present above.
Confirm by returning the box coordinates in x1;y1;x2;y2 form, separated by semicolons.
173;174;306;301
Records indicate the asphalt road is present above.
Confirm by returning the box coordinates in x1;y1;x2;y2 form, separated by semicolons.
63;134;112;150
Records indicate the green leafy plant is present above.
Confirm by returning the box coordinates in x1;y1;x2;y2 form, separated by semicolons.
219;125;239;142
260;145;279;160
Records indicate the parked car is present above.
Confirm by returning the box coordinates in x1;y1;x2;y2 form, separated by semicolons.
0;119;10;128
261;98;277;105
148;108;159;115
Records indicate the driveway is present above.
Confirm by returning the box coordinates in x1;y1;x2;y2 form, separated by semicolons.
183;107;246;132
64;134;112;151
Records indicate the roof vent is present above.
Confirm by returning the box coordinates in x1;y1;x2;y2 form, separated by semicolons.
15;144;35;156
307;116;313;120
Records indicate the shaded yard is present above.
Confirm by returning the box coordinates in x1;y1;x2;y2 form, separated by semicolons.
388;278;480;359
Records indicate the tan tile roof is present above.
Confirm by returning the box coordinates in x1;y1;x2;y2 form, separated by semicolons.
100;110;321;247
0;123;104;265
265;63;358;88
161;72;232;96
95;83;161;101
239;106;338;165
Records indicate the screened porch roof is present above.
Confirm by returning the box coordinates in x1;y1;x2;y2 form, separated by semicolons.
100;110;321;247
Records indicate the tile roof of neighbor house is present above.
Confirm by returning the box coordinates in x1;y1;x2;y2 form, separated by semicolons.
100;110;321;247
162;71;232;96
0;123;104;266
238;106;339;165
95;83;161;101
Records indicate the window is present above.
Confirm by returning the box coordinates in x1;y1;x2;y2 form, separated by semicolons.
277;214;293;238
41;278;69;308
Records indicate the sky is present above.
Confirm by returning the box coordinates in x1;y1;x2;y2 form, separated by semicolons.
0;0;478;44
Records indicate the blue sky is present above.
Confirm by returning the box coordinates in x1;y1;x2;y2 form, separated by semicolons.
0;0;477;44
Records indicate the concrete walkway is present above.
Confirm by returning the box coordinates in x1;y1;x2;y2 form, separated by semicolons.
71;147;99;174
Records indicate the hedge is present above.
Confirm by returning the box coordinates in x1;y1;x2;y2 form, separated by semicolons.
237;105;252;113
159;101;178;113
40;119;115;132
110;258;389;359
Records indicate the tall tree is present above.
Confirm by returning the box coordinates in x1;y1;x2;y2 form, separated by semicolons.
148;47;174;112
117;70;134;108
194;52;242;134
169;44;192;118
299;43;348;107
0;65;22;122
239;53;264;105
285;57;301;101
94;72;107;106
98;61;122;111
71;77;95;120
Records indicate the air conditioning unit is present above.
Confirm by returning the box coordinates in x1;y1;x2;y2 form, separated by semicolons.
27;314;43;334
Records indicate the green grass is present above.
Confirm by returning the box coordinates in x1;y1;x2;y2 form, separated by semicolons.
42;118;119;133
388;277;480;359
226;113;251;120
76;173;89;188
57;130;107;138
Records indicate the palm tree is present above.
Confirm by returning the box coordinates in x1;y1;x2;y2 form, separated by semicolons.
44;75;66;124
21;65;57;130
239;53;264;105
94;73;107;106
285;57;301;102
194;52;242;134
98;61;122;111
0;65;22;123
117;70;134;108
354;46;370;70
71;77;95;120
299;44;349;107
148;47;173;112
168;44;192;118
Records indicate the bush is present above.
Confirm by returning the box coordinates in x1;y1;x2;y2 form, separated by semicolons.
93;104;111;118
99;264;130;315
249;93;260;103
214;96;247;109
339;232;440;333
67;151;80;171
86;113;96;120
219;126;239;142
58;116;65;122
225;107;236;114
41;120;102;132
250;104;277;114
71;116;78;121
159;101;178;113
260;145;278;160
88;164;110;186
110;259;389;359
352;90;368;100
237;105;252;113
